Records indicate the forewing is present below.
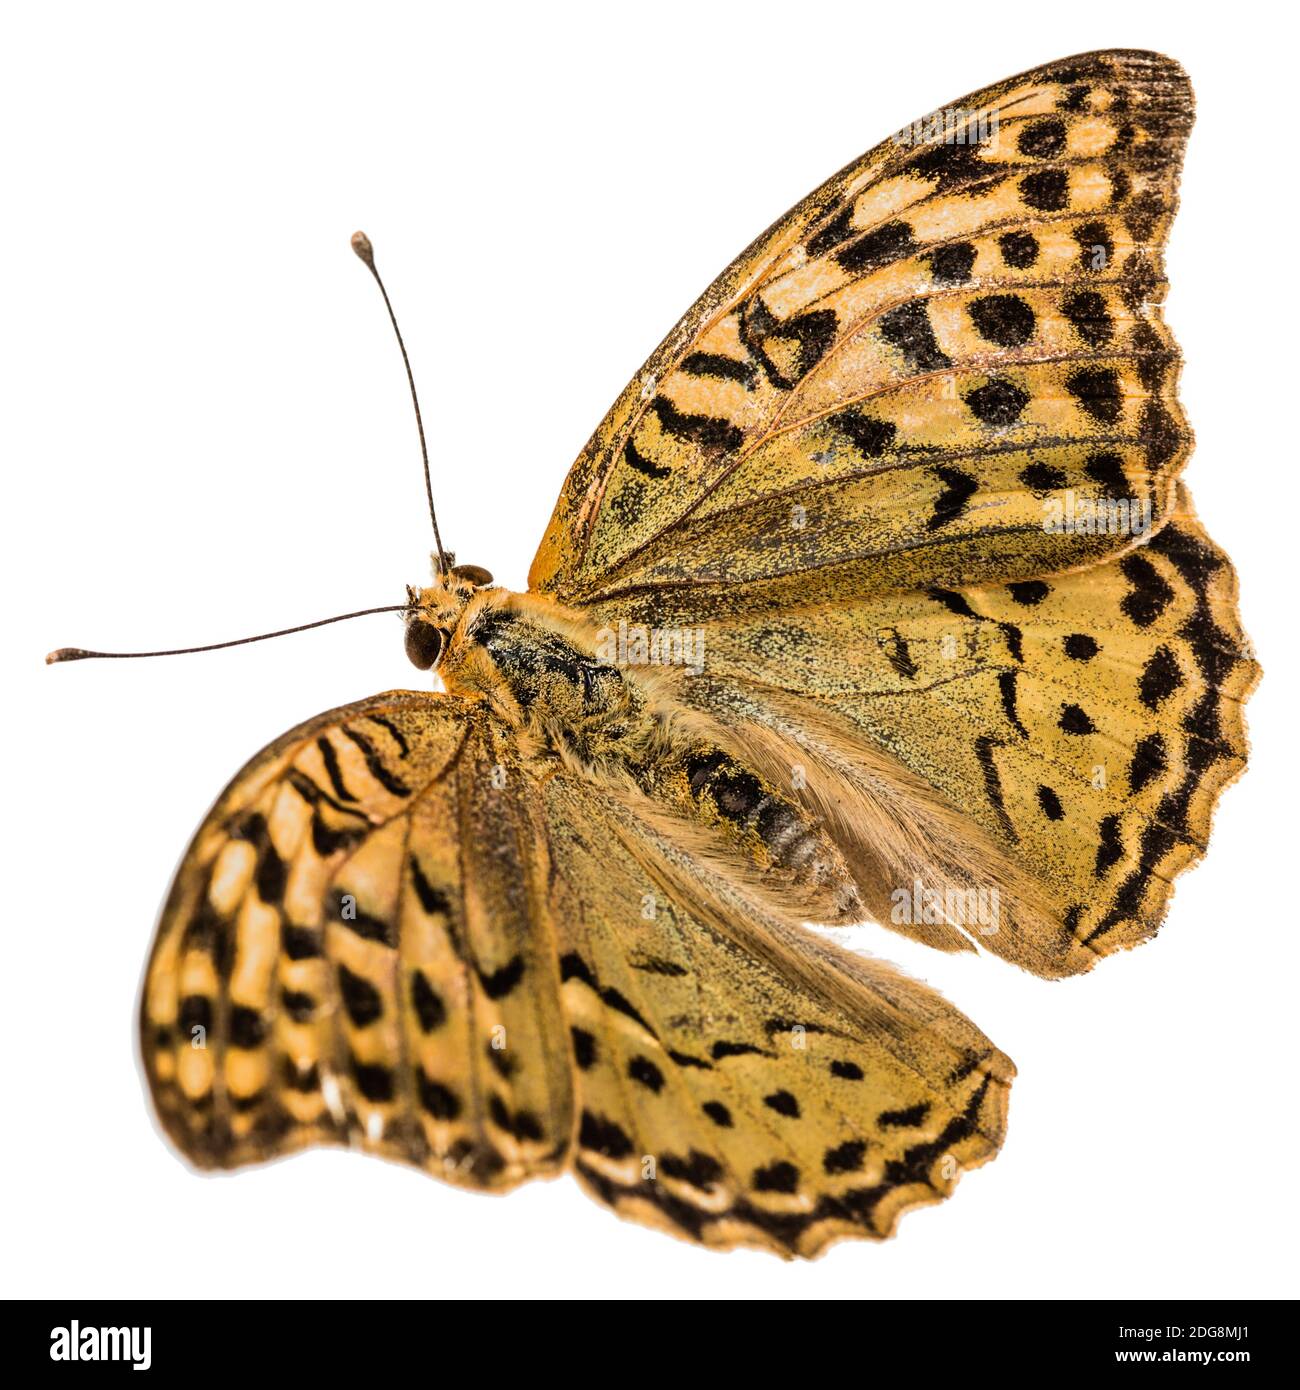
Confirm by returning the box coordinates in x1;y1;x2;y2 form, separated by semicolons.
531;50;1195;606
141;692;573;1190
539;774;1012;1256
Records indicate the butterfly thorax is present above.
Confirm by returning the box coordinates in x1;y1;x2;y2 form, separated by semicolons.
437;590;858;919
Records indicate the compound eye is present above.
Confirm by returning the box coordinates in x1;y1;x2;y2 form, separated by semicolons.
405;621;446;671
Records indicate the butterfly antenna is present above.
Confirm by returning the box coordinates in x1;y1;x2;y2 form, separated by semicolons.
350;231;449;575
46;604;414;664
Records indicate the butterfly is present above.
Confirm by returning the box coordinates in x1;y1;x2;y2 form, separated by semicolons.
61;49;1256;1257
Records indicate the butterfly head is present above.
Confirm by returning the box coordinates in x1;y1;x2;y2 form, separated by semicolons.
403;562;494;670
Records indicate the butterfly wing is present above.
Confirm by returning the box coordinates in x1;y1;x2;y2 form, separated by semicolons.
142;693;1010;1252
540;773;1012;1256
605;488;1254;976
530;49;1196;605
527;49;1257;976
141;692;575;1190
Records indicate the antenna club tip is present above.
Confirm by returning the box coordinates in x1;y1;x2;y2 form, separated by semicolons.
46;647;90;665
350;231;375;267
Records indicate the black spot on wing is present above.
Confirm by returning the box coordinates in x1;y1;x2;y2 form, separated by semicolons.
964;377;1030;426
878;627;917;680
1139;646;1184;709
418;1072;461;1120
975;736;1017;841
661;1150;724;1191
315;737;357;803
478;954;525;1000
579;1109;634;1159
806;202;857;257
411;970;447;1031
878;299;951;372
968;295;1036;348
559;952;597;988
331;891;393;946
926;241;976;285
905;142;1003;194
832;410;898;459
1059;84;1090;112
1074;220;1114;271
1008;580;1050;606
628;1056;664;1093
823;1140;867;1175
281;989;316;1022
337;964;383;1027
649;396;744;457
489;1094;543;1142
1021;461;1067;491
624;435;671;480
1066;367;1124;424
366;715;410;757
1018;117;1066;158
1084;450;1130;498
927;587;979;619
1096;814;1124;876
229;811;267;847
998;231;1038;268
763;1090;800;1118
311;812;367;857
680;351;757;386
1020;168;1069;211
1062;290;1114;347
255;842;287;906
600;986;658;1040
1120;552;1175;628
1059;703;1096;735
1129;733;1167;793
999;670;1028;736
631;956;688;978
836;219;916;273
284;1060;319;1092
283;925;322;960
928;466;978;530
350;1057;394;1103
667;1050;711;1071
341;726;411;797
571;1027;597;1070
178;995;212;1037
740;299;839;390
878;1102;930;1128
409;856;452;917
752;1161;800;1194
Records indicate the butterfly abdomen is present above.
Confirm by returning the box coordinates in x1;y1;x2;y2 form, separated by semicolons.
642;743;860;919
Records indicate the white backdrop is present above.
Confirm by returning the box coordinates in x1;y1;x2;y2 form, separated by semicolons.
5;0;1295;1300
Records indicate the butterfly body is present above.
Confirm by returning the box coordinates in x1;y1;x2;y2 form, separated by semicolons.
126;50;1255;1255
417;577;861;921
